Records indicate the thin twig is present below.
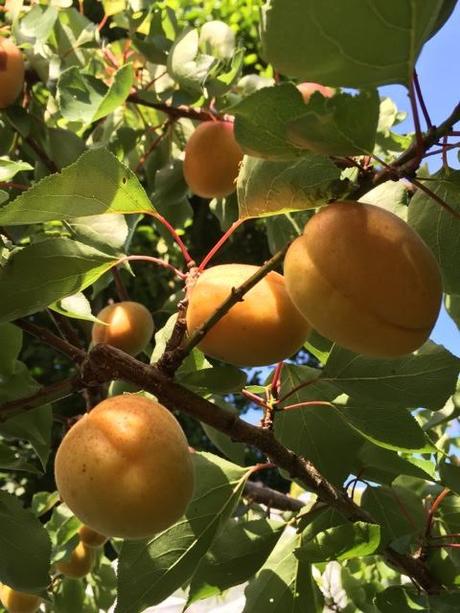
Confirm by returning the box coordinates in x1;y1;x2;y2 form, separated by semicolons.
112;268;130;302
408;77;424;161
198;219;245;271
412;70;433;129
116;255;187;280
127;92;217;123
15;319;86;364
244;481;304;512
425;488;450;538
149;212;194;265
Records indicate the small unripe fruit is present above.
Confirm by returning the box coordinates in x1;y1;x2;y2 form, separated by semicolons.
284;201;442;357
183;121;243;198
186;264;311;366
78;525;108;548
0;38;24;109
54;395;194;539
55;542;95;579
297;82;334;103
0;585;41;613
92;301;154;356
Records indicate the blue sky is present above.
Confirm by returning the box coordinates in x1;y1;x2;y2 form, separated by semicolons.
380;5;460;357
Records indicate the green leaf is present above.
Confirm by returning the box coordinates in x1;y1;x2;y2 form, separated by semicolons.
0;157;33;182
333;397;430;452
89;558;117;612
58;64;134;124
0;441;41;474
295;522;380;562
359;178;409;220
407;168;460;294
50;292;99;323
0;491;51;591
0;323;22;376
236;154;344;219
201;399;247;466
179;365;247;393
167;28;216;94
233;84;309;160
115;453;251;613
0;148;155;226
46;128;86;171
361;486;425;548
187;517;284;605
67;213;130;255
439;462;460;495
53;577;86;613
0;238;118;323
264;211;312;255
276;365;363;485
261;0;446;87
286;90;380;156
243;531;323;613
445;294;460;331
375;586;460;612
323;342;460;410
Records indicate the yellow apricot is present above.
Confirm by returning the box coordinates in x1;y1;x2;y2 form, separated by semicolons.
78;525;108;548
297;82;334;102
183;121;243;198
55;541;95;579
91;301;154;356
54;395;194;539
284;201;442;357
0;38;24;109
186;264;311;366
0;585;42;613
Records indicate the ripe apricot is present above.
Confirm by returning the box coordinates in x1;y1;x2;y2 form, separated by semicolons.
0;585;42;613
186;264;311;366
297;82;334;103
284;201;442;357
54;395;194;539
91;301;154;356
55;541;95;579
0;38;24;109
183;121;243;198
78;525;108;548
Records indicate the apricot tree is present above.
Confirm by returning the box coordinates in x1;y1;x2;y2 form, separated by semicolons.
0;1;460;612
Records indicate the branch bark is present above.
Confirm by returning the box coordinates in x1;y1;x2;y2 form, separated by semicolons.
244;481;305;512
81;343;441;594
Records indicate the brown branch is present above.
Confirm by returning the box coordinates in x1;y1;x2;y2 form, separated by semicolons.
157;244;290;376
15;319;86;364
127;93;217;122
0;375;83;421
80;343;441;594
412;70;432;129
244;481;305;512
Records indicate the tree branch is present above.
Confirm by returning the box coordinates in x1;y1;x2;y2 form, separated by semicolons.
127;93;217;122
15;319;86;364
244;481;305;512
81;343;441;594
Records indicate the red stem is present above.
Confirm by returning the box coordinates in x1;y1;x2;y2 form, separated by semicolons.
97;13;109;32
135;123;170;173
198;219;245;271
0;182;28;190
241;389;270;411
150;212;194;265
430;533;460;540
425;488;450;537
412;70;433;129
271;362;284;398
116;255;187;280
408;77;425;160
283;401;334;411
442;134;449;170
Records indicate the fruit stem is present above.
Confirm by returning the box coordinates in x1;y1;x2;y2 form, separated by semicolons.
412;70;433;130
282;401;334;411
116;255;187;280
150;212;194;265
241;389;270;411
425;488;450;538
198;219;245;271
270;361;284;398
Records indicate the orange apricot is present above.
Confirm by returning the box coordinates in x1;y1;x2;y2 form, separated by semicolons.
0;38;24;109
0;585;41;613
54;395;194;539
183;121;243;198
297;82;334;103
186;264;311;366
55;541;95;579
78;525;108;548
91;301;154;356
284;201;442;357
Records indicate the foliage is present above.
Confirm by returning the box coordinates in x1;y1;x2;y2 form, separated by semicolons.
0;0;459;611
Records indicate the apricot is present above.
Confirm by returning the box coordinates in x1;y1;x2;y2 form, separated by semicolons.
0;586;41;613
91;301;154;356
54;395;194;539
183;121;243;198
0;38;24;109
186;264;311;366
55;541;95;579
78;525;108;548
284;201;442;357
297;82;334;103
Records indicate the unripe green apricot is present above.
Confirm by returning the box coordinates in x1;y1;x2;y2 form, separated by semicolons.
186;263;311;366
54;395;195;539
92;301;154;356
0;585;41;613
284;201;442;357
0;38;24;109
183;121;243;198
